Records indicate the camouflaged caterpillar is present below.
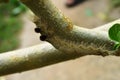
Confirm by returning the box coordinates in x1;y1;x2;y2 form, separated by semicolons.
48;35;113;56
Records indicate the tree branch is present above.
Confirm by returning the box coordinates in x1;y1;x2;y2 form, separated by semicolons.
0;0;119;55
21;0;120;55
0;43;78;76
0;0;120;76
0;19;120;76
93;19;120;31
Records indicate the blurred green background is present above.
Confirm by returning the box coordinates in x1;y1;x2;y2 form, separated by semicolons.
110;0;120;8
0;0;26;53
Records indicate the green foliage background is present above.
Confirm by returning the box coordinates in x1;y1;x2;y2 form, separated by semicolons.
0;0;26;53
110;0;120;8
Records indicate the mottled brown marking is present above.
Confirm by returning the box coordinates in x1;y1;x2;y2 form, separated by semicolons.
64;16;73;31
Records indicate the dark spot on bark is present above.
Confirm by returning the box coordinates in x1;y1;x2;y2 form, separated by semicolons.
40;35;47;41
34;28;41;33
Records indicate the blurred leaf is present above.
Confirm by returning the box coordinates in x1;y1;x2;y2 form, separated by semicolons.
110;0;120;8
9;0;21;7
0;0;25;53
11;4;27;16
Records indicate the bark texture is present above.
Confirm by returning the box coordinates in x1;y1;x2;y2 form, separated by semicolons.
0;0;120;76
21;0;116;55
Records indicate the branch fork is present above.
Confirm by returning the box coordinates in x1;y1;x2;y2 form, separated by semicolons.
0;0;120;76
